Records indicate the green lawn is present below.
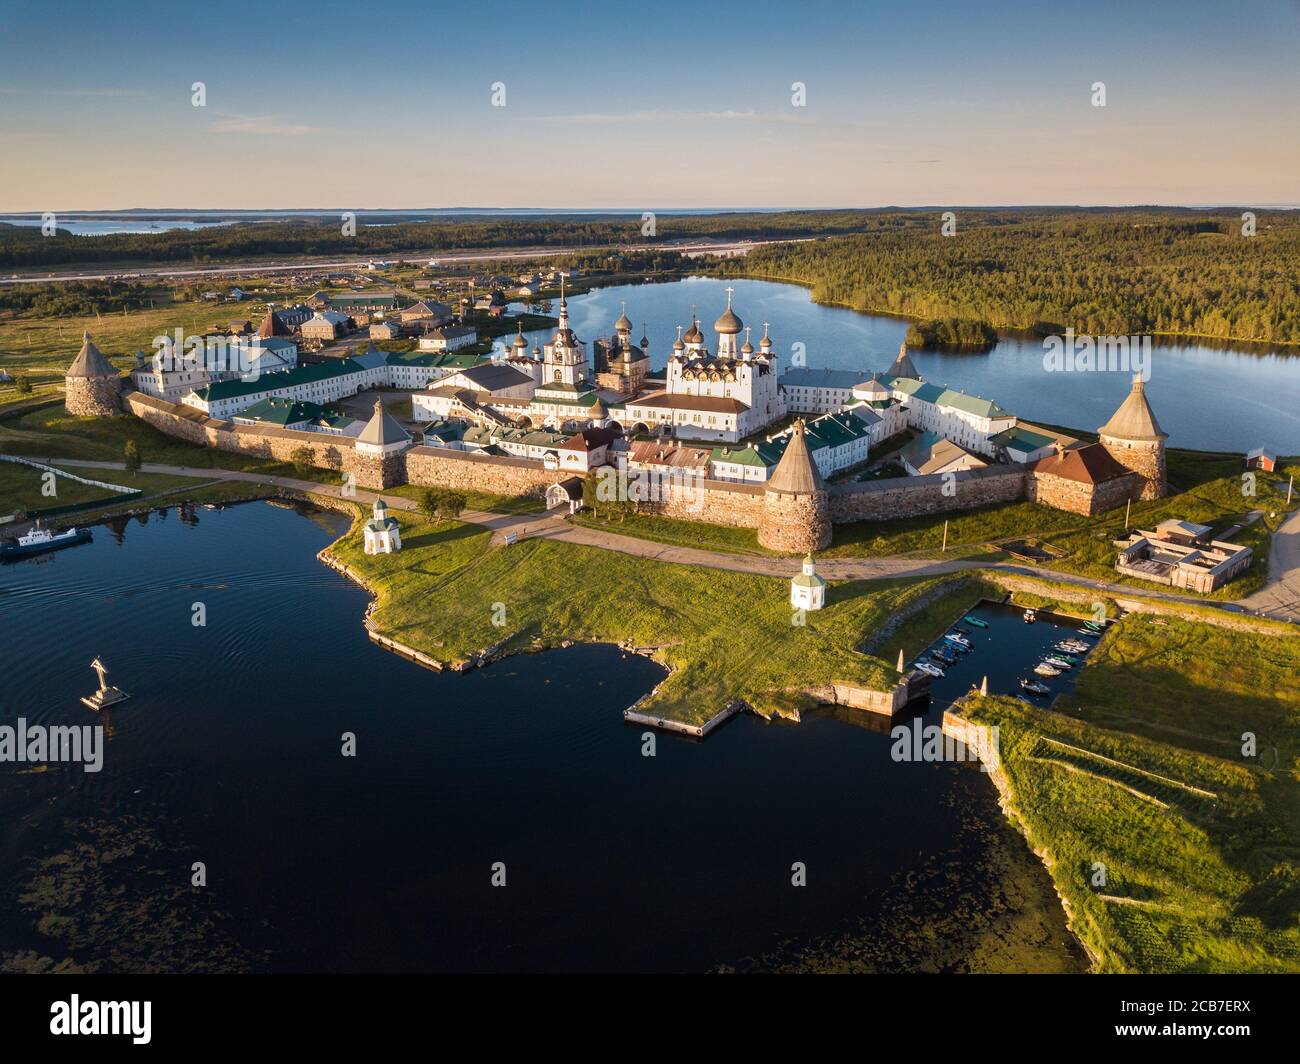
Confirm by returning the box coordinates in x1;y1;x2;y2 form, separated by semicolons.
960;611;1300;973
0;401;340;482
326;509;944;724
0;461;202;516
571;508;772;555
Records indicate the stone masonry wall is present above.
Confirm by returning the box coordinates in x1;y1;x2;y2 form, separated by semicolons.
829;466;1027;523
759;492;832;552
124;390;351;469
1026;468;1139;515
1101;436;1166;500
655;478;766;528
404;445;558;498
66;375;122;417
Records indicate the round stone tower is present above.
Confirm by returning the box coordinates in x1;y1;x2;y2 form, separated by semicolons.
758;419;831;553
64;331;121;416
1098;375;1167;500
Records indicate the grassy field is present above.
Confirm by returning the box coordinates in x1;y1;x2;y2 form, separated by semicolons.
0;461;202;516
0;400;344;485
571;508;772;555
326;509;949;724
960;611;1300;973
0;299;240;397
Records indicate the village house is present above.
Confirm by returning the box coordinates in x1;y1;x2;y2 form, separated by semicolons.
416;324;478;352
300;310;352;341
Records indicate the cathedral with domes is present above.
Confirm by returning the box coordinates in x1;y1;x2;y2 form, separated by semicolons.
441;284;787;443
605;287;785;442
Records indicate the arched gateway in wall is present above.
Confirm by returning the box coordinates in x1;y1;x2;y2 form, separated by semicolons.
546;478;584;513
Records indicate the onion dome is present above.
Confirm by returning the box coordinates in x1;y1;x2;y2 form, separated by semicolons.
672;325;685;352
614;301;632;333
714;288;743;335
740;326;754;355
639;325;649;348
759;323;773;349
513;324;528;349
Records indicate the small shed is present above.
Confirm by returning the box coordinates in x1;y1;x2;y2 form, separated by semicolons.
1246;447;1278;473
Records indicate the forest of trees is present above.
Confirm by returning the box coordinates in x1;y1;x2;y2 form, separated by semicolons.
0;279;156;317
904;317;998;350
1;206;1258;270
722;211;1300;345
4;208;1298;344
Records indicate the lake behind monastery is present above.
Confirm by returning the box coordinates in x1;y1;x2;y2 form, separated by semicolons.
515;276;1300;455
0;501;1084;973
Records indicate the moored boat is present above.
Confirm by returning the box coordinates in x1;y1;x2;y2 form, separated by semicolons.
1;524;92;560
963;615;989;629
1019;678;1051;696
1034;663;1063;677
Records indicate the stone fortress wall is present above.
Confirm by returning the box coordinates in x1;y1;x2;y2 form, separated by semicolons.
828;466;1028;523
118;390;1159;553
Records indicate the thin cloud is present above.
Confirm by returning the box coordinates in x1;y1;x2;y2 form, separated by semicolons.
523;109;817;126
209;113;325;136
0;87;148;98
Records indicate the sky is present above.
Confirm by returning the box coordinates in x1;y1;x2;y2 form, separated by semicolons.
0;0;1297;211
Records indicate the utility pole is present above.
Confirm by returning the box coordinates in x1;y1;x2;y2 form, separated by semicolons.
1125;498;1131;530
1288;475;1294;505
942;519;948;553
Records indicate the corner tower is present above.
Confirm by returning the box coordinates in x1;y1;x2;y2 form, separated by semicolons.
65;331;121;416
758;419;831;553
1098;376;1167;500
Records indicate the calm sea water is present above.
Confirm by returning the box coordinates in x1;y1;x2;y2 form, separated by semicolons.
0;501;1081;973
516;276;1300;455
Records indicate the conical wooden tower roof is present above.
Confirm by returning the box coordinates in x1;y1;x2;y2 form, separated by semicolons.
1099;376;1166;441
888;341;920;380
357;398;410;447
67;331;116;378
767;419;824;495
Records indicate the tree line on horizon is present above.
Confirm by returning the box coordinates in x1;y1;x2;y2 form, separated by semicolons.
721;213;1300;345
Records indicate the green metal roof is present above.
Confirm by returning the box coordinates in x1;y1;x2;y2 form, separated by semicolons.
193;358;364;402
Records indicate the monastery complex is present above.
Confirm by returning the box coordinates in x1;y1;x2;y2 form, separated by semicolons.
65;288;1168;555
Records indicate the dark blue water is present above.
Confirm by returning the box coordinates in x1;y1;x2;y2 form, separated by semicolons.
0;501;1078;972
515;276;1300;455
916;601;1096;711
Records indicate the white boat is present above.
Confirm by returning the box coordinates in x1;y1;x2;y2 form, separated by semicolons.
1023;608;1037;623
1034;663;1063;678
945;631;972;648
1;524;92;560
913;661;944;678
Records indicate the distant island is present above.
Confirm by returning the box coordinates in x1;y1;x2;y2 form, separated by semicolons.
904;317;997;351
